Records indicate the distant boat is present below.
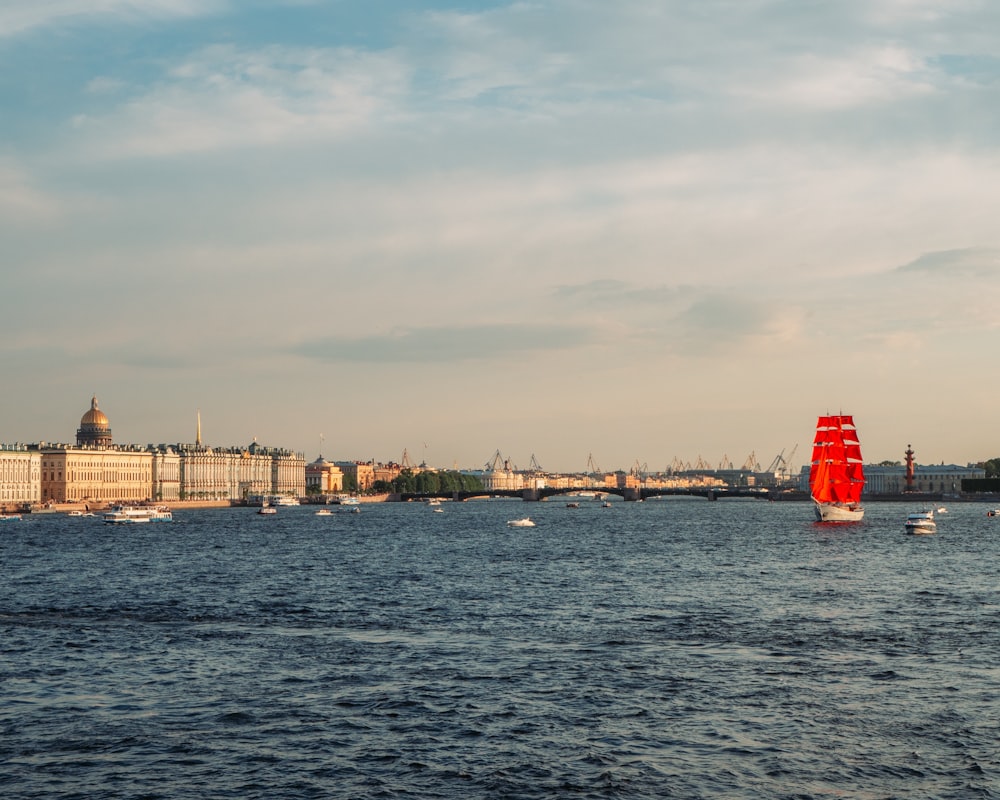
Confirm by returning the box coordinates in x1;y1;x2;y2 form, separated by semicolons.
0;513;22;522
103;505;172;524
905;510;936;534
987;509;999;518
565;502;580;508
258;503;277;516
507;517;535;528
269;495;299;506
809;414;865;522
315;509;333;516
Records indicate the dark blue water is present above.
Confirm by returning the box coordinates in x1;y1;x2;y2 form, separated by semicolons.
3;499;1000;799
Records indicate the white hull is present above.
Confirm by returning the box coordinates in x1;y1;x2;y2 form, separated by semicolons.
104;505;172;524
905;511;935;534
814;501;864;522
905;522;936;535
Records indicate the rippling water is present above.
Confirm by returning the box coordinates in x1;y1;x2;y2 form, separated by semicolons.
3;499;1000;799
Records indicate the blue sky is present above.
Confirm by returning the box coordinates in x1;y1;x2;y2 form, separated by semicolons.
2;0;999;473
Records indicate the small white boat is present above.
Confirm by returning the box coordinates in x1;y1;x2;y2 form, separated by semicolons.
507;517;535;528
315;509;333;516
905;510;936;534
103;505;172;524
0;513;22;522
258;504;277;515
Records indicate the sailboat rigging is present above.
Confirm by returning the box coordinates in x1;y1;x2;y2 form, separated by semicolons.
809;414;865;522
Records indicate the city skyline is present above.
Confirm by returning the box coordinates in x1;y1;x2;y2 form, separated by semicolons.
3;2;999;473
0;395;982;478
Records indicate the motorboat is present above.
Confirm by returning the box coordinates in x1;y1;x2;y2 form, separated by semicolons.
0;513;22;522
103;505;172;524
258;504;277;515
904;510;936;534
507;517;535;527
988;509;999;517
315;508;333;516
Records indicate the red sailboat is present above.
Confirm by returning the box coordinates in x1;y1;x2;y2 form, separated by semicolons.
809;414;865;522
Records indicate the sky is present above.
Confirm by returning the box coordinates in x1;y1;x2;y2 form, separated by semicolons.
2;0;999;474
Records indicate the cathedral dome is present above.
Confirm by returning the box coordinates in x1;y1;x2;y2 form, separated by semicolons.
80;396;109;428
77;396;113;447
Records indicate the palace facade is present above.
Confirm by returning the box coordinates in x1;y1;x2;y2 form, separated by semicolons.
1;398;305;508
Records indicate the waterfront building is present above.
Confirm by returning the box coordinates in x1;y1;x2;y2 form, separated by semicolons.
0;445;41;510
41;443;154;504
336;461;376;492
306;455;344;494
4;399;306;506
151;447;181;501
798;461;986;496
37;399;154;504
176;441;305;501
481;462;524;492
373;461;405;485
861;463;985;495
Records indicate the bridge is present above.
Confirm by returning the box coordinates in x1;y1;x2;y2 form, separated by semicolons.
394;486;773;503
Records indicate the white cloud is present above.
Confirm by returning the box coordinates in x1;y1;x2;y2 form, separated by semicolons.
70;44;408;158
0;0;223;38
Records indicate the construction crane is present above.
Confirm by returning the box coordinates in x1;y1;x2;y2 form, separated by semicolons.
742;451;760;472
528;454;543;473
486;449;515;471
719;454;733;470
764;450;785;475
694;455;711;471
764;445;800;484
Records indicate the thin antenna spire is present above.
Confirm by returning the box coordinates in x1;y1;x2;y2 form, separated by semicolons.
196;409;202;446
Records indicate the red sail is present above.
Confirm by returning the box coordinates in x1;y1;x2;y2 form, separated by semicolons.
809;414;865;505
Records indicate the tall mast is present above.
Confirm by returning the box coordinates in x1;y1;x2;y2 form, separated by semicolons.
196;410;202;446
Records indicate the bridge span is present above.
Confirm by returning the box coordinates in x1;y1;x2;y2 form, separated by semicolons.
395;486;773;503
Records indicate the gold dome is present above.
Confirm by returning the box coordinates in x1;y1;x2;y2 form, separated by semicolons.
81;396;109;428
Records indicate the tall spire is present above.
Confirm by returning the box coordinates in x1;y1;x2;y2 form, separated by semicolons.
196;409;202;446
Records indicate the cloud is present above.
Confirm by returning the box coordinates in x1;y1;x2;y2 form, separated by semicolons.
294;323;602;363
0;0;222;38
70;43;409;158
896;247;1000;277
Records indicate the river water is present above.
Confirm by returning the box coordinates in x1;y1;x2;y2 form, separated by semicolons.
2;499;999;799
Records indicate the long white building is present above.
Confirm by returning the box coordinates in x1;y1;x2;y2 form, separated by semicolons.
1;398;305;507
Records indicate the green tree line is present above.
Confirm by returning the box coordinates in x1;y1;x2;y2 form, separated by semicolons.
981;458;1000;478
374;470;485;494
